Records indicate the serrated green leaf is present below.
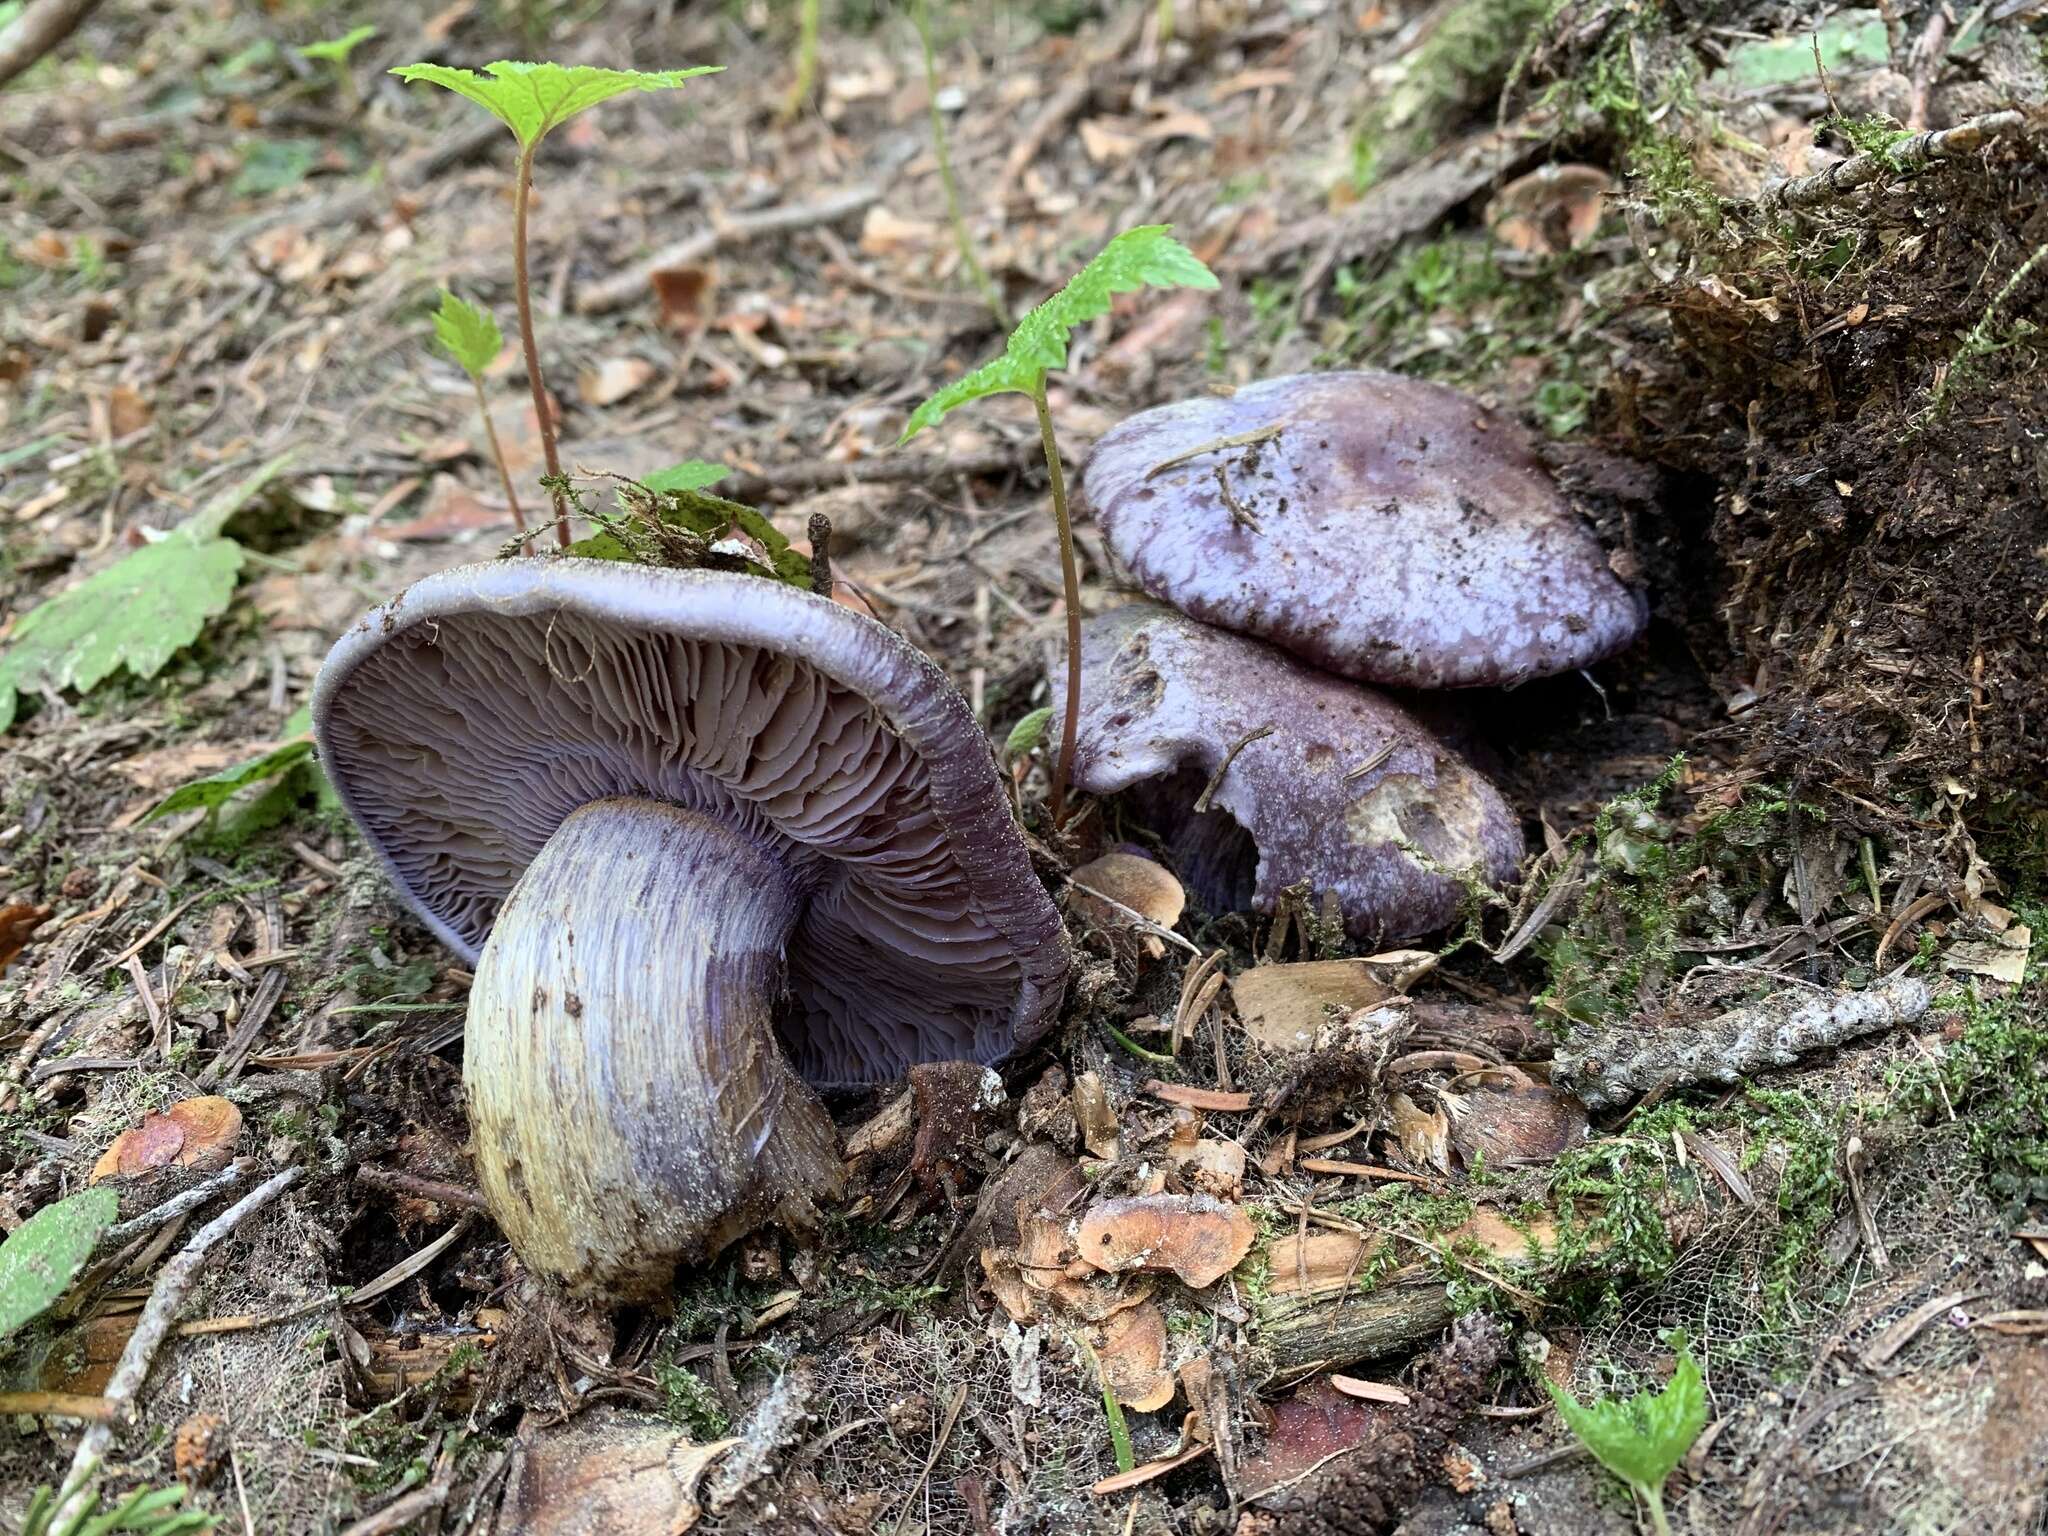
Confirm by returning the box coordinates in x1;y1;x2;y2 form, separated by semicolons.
1546;1333;1707;1497
900;225;1217;442
432;289;504;379
144;740;317;822
643;460;730;494
1005;706;1053;760
0;1186;118;1339
0;536;245;735
390;60;722;148
298;24;378;65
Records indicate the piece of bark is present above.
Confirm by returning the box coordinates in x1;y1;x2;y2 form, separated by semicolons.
1552;974;1932;1111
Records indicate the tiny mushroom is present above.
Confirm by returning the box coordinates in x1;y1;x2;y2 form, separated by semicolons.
1079;370;1646;689
1053;603;1522;942
315;560;1068;1300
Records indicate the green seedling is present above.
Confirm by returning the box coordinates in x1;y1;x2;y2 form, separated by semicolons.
432;289;528;544
900;225;1217;819
22;1463;215;1536
908;0;1005;326
391;62;721;545
144;704;335;845
0;1185;116;1339
298;25;378;115
1546;1332;1707;1536
0;455;294;734
782;0;821;121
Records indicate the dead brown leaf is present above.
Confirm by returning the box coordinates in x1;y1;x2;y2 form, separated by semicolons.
578;356;656;407
0;903;53;972
1076;1193;1255;1289
1070;851;1185;959
1488;164;1612;256
1087;1300;1175;1411
91;1096;243;1183
1232;954;1434;1052
1444;1081;1590;1168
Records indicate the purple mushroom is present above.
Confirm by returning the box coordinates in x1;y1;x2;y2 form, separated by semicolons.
1079;371;1646;688
314;560;1068;1299
1055;603;1524;942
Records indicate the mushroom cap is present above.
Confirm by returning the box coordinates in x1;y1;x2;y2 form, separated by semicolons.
1057;604;1524;941
1079;371;1647;688
313;559;1068;1088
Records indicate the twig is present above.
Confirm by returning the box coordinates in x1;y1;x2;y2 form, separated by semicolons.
103;1159;251;1242
1144;423;1285;478
354;1165;489;1211
0;1391;114;1420
52;1167;301;1528
720;446;1033;504
337;1477;455;1536
577;186;883;314
1213;462;1261;533
1193;724;1275;814
1756;109;2026;212
0;0;103;90
1553;973;1932;1110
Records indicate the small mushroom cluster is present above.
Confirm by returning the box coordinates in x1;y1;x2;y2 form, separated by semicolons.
1059;370;1647;942
315;561;1070;1299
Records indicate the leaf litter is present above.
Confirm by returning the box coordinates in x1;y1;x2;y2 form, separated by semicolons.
0;0;2044;1533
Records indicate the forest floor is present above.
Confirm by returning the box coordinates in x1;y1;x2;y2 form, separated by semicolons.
1;0;2045;1533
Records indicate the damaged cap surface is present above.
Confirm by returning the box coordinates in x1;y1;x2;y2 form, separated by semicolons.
1080;370;1647;687
314;558;1067;1087
1056;604;1523;941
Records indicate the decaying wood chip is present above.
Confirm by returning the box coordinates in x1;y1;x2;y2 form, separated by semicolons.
1552;974;1932;1111
1077;1193;1256;1289
1069;851;1186;960
1443;1081;1589;1168
499;1408;740;1535
1085;1299;1175;1411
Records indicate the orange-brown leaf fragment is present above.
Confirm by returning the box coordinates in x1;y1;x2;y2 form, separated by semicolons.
1087;1300;1175;1411
91;1096;242;1183
0;902;53;972
1077;1193;1255;1290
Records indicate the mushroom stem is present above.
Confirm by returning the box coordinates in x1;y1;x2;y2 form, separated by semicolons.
465;797;842;1299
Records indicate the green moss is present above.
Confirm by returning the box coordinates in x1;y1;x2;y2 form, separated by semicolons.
655;1361;731;1439
1894;972;2048;1215
1355;0;1557;185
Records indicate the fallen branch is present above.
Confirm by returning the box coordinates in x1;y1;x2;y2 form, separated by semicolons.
576;186;883;314
720;445;1034;504
1756;109;2028;213
1552;973;1932;1112
0;0;102;90
51;1167;301;1528
102;1159;251;1243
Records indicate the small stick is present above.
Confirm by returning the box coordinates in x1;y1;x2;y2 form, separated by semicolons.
51;1167;301;1528
1345;743;1397;783
0;1391;115;1420
889;1381;970;1536
1068;880;1202;957
577;186;884;314
1213;463;1261;533
1144;423;1285;479
1194;724;1275;814
353;1165;489;1211
1756;109;2025;213
806;512;835;599
103;1159;250;1242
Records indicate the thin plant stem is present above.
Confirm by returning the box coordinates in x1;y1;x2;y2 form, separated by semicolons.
511;141;569;547
783;0;820;121
1157;0;1174;44
912;0;1007;328
472;374;530;549
1642;1485;1672;1536
1032;382;1081;826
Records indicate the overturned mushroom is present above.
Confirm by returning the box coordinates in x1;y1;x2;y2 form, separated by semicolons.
1055;604;1522;942
315;560;1068;1299
1080;370;1646;688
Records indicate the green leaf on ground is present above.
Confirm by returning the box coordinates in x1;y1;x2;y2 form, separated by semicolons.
1721;13;1889;88
299;25;378;65
1547;1332;1707;1501
900;225;1217;442
0;1186;118;1339
390;60;722;148
0;455;293;733
432;290;504;379
643;460;731;494
145;740;317;822
1005;706;1053;761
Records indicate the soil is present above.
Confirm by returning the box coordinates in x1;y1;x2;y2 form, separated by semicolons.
1;1;2044;1534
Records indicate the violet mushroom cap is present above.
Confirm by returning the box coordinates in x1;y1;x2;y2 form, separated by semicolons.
1055;603;1523;942
1080;371;1647;688
314;559;1068;1299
